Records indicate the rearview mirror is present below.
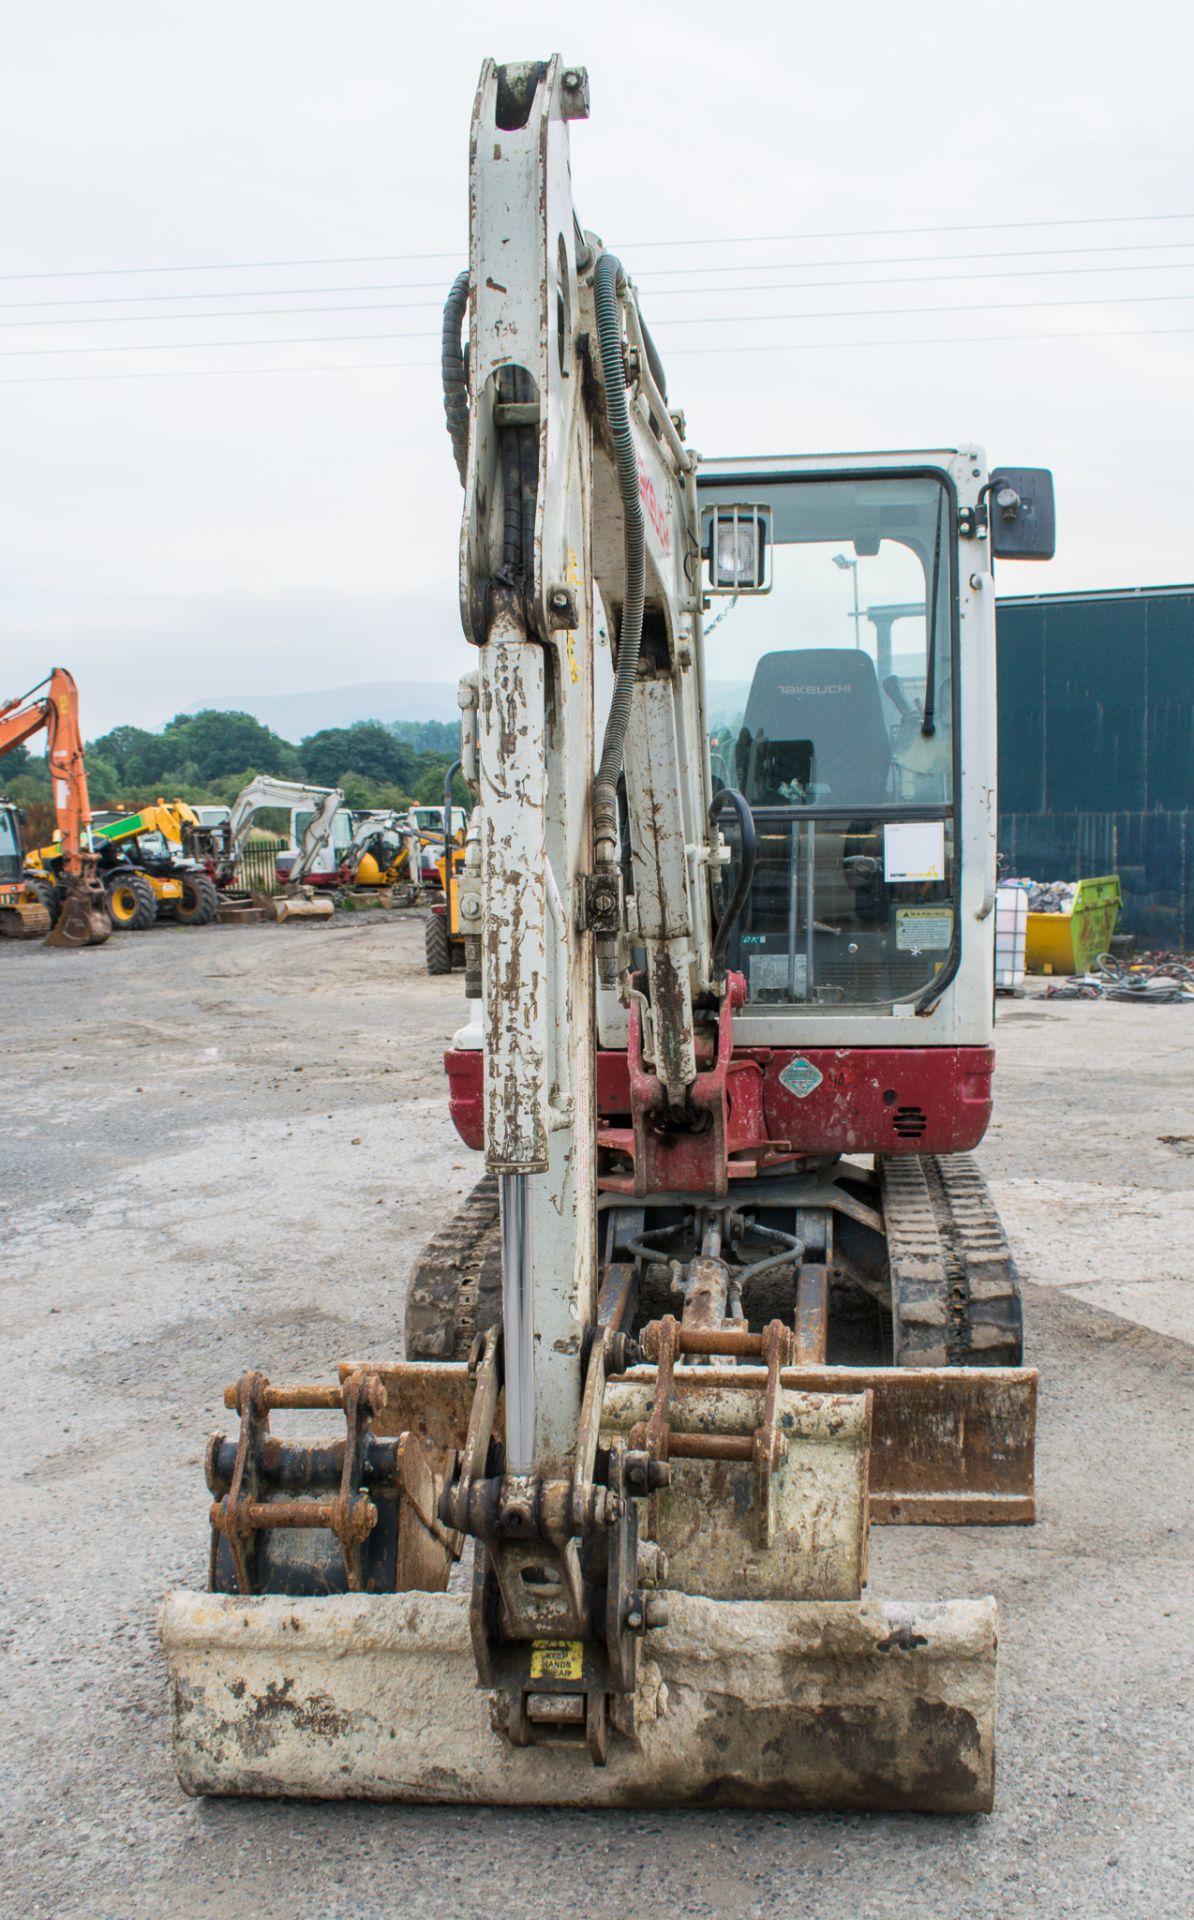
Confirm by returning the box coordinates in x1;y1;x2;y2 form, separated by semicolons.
988;466;1056;560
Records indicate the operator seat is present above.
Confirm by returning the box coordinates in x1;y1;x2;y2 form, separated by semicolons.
738;649;892;808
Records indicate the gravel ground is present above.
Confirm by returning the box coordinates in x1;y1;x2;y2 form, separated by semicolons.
2;915;1192;1919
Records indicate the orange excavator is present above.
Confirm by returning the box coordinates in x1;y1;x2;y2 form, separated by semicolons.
0;668;110;946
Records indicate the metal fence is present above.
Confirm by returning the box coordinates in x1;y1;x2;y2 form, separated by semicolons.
231;837;285;896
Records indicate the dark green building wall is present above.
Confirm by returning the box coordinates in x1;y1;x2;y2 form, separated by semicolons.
996;587;1194;949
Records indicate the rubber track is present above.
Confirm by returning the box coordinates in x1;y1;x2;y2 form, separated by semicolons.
880;1152;1023;1367
403;1174;502;1360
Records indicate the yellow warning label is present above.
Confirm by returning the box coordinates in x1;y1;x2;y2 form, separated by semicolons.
529;1639;584;1681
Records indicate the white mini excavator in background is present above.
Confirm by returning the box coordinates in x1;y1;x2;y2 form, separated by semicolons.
162;57;1055;1809
222;774;344;920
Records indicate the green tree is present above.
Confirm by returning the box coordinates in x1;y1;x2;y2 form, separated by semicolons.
158;709;298;782
335;771;376;809
90;724;161;785
0;742;33;781
7;772;51;809
301;721;419;789
80;752;121;806
390;718;461;754
413;764;471;809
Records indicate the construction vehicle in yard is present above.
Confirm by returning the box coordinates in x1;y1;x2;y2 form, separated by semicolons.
86;803;221;929
343;808;416;892
219;775;343;921
162;59;1056;1810
424;760;469;974
350;805;468;901
0;669;110;945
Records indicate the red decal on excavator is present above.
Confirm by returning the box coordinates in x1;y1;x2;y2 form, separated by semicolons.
638;456;672;556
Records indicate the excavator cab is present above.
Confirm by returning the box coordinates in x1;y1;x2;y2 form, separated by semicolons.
0;800;50;937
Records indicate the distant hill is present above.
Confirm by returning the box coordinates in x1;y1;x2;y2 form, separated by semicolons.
186;680;461;742
189;677;756;744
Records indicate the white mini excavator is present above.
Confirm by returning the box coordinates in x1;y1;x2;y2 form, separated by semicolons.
162;57;1055;1810
222;774;344;920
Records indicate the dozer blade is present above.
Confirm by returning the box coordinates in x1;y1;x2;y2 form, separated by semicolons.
254;888;335;923
45;878;111;947
603;1364;1038;1527
161;1587;996;1811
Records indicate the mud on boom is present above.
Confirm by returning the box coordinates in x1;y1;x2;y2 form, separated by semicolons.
162;57;1055;1810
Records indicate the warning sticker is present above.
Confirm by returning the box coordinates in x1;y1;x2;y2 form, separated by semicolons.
895;907;954;953
778;1056;823;1099
530;1640;584;1681
884;819;945;882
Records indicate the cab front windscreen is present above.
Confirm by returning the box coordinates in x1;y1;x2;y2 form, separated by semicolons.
698;472;957;1010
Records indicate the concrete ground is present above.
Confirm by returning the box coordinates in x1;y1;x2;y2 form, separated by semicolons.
2;914;1192;1919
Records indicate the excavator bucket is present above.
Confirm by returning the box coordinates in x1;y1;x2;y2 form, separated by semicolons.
162;1588;996;1811
45;877;111;947
253;887;335;923
160;1354;1018;1811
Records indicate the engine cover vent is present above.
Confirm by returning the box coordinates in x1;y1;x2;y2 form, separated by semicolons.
892;1105;928;1139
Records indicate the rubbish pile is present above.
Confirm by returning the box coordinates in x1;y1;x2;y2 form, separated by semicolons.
1042;954;1194;1004
1004;878;1076;914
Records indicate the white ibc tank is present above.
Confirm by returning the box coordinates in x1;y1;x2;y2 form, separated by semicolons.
994;882;1029;992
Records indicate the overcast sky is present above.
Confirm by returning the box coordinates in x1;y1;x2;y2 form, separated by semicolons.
4;0;1192;735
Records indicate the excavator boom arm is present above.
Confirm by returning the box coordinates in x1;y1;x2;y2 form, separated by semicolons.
0;668;93;873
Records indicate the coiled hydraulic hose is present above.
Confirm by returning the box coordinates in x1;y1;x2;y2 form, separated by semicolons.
592;253;646;855
441;271;470;488
709;788;756;977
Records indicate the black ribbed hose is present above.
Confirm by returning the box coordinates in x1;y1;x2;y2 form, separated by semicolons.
592;253;646;854
499;366;524;570
441;271;470;488
709;789;756;977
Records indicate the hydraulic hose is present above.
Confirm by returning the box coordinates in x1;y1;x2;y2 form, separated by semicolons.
709;788;756;977
592;252;646;856
499;366;525;570
639;315;668;405
441;271;470;488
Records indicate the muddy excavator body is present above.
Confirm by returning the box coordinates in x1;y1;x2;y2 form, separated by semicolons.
163;57;1055;1811
0;672;110;947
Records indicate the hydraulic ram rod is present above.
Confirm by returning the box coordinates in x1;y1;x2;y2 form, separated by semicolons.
500;1171;536;1470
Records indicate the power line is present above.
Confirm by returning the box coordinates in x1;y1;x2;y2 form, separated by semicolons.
621;213;1194;251
0;250;465;285
7;238;1194;313
7;258;1194;333
647;260;1194;302
667;324;1194;358
2;324;1190;387
7;288;1194;359
1;211;1190;284
0;328;435;359
648;290;1194;329
634;238;1194;282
